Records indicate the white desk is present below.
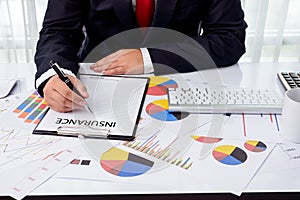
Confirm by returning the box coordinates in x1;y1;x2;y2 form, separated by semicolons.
1;62;300;198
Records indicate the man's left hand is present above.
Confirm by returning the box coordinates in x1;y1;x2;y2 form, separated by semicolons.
90;49;144;75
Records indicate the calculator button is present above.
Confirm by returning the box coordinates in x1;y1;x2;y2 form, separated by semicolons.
289;73;298;78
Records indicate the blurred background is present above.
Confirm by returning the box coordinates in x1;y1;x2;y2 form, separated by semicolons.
0;0;299;64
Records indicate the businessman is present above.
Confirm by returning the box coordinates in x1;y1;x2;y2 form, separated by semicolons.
35;0;247;112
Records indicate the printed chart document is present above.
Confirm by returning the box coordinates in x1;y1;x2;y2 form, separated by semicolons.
33;74;149;140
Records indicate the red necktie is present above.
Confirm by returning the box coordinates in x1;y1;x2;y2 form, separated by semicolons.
136;0;155;27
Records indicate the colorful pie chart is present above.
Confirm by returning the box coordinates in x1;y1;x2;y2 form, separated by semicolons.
212;145;247;166
147;76;178;96
244;140;267;152
192;136;223;144
146;99;189;121
100;147;154;177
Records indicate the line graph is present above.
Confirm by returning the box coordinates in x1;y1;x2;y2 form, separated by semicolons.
0;128;63;172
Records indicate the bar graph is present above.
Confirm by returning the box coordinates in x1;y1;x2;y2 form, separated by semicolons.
222;113;281;142
13;91;48;124
13;91;39;113
25;100;48;123
122;132;193;170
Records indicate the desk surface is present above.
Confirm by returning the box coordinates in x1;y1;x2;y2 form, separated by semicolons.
1;62;300;199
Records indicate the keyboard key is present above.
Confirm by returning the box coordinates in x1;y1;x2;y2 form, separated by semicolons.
278;72;300;90
289;72;298;77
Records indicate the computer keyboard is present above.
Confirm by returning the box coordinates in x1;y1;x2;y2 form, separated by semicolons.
167;86;283;114
277;72;300;90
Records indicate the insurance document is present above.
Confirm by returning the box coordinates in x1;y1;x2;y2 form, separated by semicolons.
33;75;149;140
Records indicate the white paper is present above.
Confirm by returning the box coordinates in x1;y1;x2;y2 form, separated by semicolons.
0;128;80;173
0;148;79;200
0;79;17;98
0;90;48;130
221;114;282;142
35;75;148;137
0;95;20;112
55;121;275;196
0;73;293;197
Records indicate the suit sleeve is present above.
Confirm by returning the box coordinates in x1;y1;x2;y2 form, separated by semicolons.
148;0;247;74
34;0;87;89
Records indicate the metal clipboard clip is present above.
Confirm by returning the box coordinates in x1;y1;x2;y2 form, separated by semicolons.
57;126;110;139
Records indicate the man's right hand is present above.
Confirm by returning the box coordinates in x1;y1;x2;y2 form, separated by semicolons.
43;75;89;113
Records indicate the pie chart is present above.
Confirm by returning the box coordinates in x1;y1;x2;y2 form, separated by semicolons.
192;136;223;144
147;76;178;96
146;99;189;121
212;145;247;166
100;147;154;177
244;140;267;152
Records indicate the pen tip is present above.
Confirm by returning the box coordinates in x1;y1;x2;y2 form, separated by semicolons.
88;107;93;114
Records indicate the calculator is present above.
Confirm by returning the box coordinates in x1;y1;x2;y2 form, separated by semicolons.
277;72;300;90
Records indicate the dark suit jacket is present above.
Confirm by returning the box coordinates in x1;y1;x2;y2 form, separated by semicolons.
35;0;247;87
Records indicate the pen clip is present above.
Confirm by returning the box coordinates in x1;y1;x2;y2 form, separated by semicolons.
57;126;110;139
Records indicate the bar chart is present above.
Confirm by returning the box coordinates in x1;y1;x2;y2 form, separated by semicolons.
13;91;48;124
121;132;193;170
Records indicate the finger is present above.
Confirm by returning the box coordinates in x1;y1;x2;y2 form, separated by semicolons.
46;100;72;113
103;67;126;75
44;88;83;112
91;59;124;72
103;64;144;75
51;76;86;107
90;53;119;70
47;98;73;113
90;49;135;71
44;92;74;113
43;75;84;112
90;61;113;72
50;90;83;110
105;60;124;70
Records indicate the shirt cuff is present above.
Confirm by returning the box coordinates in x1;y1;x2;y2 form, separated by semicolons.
35;68;76;90
140;48;154;74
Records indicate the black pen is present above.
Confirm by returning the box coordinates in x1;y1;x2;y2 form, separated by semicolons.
49;60;93;113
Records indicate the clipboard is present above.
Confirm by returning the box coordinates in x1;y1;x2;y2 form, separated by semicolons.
33;74;149;141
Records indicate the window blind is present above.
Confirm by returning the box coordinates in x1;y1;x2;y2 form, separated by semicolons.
0;0;299;63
